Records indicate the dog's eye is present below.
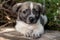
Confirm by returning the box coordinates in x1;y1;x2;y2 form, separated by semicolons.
23;11;26;14
33;9;38;13
33;9;39;14
23;9;29;14
23;10;27;14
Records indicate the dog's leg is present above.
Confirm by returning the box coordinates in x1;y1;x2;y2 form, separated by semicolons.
30;20;44;38
32;25;44;38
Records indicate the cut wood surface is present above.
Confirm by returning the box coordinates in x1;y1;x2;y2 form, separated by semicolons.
0;28;60;40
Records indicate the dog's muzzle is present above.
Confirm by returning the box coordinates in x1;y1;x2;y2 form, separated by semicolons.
29;17;37;24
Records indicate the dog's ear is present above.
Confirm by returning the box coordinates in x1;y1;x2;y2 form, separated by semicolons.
12;3;22;13
37;3;45;15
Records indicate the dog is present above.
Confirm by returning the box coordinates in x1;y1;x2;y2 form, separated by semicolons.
2;1;47;38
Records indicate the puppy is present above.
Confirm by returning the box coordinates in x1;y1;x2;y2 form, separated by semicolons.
12;1;47;38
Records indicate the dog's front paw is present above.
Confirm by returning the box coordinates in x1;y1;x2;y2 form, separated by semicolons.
23;30;33;37
24;30;41;39
31;31;41;39
31;29;44;39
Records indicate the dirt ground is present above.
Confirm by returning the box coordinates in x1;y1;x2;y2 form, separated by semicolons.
0;28;60;40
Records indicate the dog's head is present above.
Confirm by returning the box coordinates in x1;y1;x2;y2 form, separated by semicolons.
12;2;45;24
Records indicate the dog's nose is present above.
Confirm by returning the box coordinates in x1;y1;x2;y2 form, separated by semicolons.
29;17;35;23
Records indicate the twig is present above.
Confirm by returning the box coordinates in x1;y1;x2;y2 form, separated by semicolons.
0;22;12;28
0;20;15;28
0;7;17;17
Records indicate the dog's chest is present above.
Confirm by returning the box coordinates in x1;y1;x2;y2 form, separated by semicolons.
15;21;40;34
15;21;39;29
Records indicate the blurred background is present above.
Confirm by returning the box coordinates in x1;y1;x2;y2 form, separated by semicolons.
0;0;60;30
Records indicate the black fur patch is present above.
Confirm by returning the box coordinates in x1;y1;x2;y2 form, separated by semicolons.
40;15;44;25
16;6;21;12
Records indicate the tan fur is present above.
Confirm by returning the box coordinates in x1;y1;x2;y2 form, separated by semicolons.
20;3;30;11
18;2;42;12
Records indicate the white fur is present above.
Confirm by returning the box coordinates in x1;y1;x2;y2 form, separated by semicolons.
30;2;35;17
30;2;33;10
15;19;44;37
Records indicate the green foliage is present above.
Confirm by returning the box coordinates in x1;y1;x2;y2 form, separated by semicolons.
45;0;60;28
